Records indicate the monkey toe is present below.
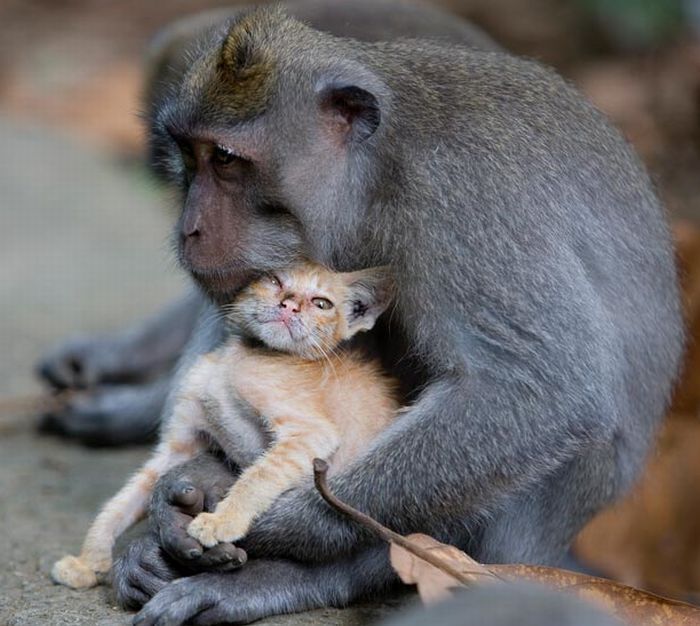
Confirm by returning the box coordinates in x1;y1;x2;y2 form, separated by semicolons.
51;555;99;589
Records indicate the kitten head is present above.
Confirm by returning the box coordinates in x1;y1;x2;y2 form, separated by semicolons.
228;262;394;359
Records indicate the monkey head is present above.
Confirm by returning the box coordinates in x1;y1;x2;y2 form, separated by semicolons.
149;8;388;302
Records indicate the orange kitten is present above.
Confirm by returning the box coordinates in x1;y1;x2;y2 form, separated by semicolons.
52;262;399;589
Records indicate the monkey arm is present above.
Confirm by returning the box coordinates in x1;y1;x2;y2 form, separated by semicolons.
237;371;614;563
39;378;168;445
35;290;205;445
37;289;204;390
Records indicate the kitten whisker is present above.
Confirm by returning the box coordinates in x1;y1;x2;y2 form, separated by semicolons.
307;334;338;381
299;320;338;378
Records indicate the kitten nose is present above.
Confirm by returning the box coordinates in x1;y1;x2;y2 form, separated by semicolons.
280;298;301;313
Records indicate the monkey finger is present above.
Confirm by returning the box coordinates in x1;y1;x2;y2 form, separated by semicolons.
195;544;247;572
159;520;205;563
191;605;237;626
37;385;161;446
35;337;106;390
112;533;179;609
138;550;179;584
133;578;216;626
167;479;205;514
38;410;72;435
151;482;201;529
202;484;228;513
150;490;205;562
118;584;150;611
38;403;107;441
36;358;73;390
127;567;170;601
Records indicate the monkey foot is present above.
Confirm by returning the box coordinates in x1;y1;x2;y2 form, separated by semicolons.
51;555;99;589
187;512;246;548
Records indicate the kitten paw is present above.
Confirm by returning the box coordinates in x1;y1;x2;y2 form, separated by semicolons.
187;512;246;548
51;555;99;589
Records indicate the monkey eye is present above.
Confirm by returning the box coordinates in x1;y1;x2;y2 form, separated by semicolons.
212;145;240;166
311;297;334;310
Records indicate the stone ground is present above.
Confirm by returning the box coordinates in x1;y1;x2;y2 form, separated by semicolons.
0;118;404;625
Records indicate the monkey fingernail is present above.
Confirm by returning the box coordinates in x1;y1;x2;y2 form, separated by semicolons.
234;548;247;565
187;547;202;559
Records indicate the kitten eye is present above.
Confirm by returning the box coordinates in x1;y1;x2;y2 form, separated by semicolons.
311;297;334;310
267;274;281;288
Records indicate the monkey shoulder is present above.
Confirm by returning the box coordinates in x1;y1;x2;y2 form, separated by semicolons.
372;41;611;152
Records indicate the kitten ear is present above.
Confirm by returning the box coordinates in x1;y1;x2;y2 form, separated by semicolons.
342;266;395;335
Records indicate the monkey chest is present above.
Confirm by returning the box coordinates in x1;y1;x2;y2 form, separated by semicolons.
198;386;272;469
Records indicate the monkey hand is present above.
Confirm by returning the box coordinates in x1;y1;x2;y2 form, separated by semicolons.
37;333;131;390
112;531;180;609
187;510;249;548
132;559;313;626
51;554;103;589
38;381;167;446
113;529;246;610
148;453;247;570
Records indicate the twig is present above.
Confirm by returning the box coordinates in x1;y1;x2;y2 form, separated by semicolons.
312;458;498;586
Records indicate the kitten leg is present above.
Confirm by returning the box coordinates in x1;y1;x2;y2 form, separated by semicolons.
187;418;339;547
52;397;204;589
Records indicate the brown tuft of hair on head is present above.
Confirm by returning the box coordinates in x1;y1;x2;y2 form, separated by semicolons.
217;9;283;118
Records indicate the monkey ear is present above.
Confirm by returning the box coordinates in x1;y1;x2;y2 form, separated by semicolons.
318;84;381;142
342;266;395;335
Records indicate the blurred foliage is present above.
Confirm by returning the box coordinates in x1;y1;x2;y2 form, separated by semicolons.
577;0;686;48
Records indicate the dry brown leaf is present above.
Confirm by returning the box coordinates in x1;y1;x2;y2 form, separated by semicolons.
390;534;498;603
391;533;700;625
492;564;700;625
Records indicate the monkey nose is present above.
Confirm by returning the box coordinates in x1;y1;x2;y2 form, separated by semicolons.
183;227;200;239
280;298;301;313
182;213;202;238
182;224;200;239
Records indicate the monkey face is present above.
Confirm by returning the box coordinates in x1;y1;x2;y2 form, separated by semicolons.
149;11;385;303
170;132;306;302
